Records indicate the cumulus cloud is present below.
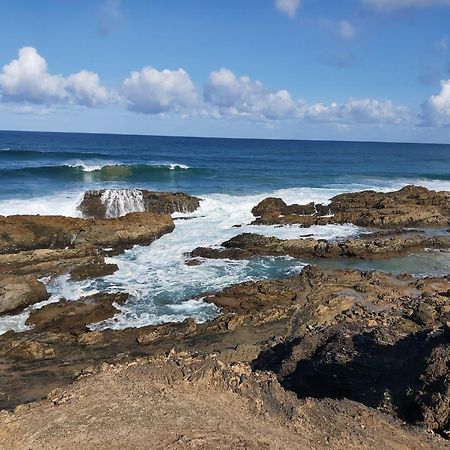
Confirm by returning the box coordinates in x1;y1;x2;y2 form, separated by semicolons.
204;68;297;120
204;68;409;125
122;66;198;114
0;47;67;104
275;0;301;18
0;47;113;107
420;79;450;125
0;47;411;127
362;0;450;11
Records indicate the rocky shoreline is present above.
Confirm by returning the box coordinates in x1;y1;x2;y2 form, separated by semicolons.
0;185;449;448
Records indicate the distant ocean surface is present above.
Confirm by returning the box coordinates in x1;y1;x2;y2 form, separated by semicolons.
1;130;450;334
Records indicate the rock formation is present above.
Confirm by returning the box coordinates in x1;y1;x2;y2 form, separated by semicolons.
78;189;201;219
252;185;450;227
191;231;450;260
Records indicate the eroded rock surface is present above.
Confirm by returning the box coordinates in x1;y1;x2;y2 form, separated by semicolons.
191;231;450;260
0;212;174;254
0;353;444;449
252;185;450;228
0;213;174;312
0;275;49;315
1;265;450;441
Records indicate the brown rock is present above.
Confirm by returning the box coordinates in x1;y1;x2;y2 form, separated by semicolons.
192;232;450;261
0;275;49;315
251;185;450;228
26;293;128;334
7;340;55;360
0;212;174;254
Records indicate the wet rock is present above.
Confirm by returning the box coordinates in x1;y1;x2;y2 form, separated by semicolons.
78;189;201;219
192;232;450;261
252;185;450;228
26;293;128;335
69;261;119;281
0;213;174;254
0;275;49;315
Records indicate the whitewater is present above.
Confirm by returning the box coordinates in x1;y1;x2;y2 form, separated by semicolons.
1;178;450;336
1;131;450;335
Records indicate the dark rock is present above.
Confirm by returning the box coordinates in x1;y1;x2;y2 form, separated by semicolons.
78;189;201;219
251;185;450;228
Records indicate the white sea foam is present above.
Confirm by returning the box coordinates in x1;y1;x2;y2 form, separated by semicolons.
167;163;190;170
0;275;99;335
66;160;118;172
0;191;83;217
0;178;449;334
100;189;145;218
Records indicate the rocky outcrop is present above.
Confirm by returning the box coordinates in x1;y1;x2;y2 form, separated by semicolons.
0;275;49;315
0;213;173;314
252;185;450;228
78;189;201;219
191;231;450;261
0;213;174;254
1;353;444;449
1;265;450;440
26;293;128;334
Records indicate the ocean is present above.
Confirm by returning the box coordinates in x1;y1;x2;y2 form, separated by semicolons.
1;130;450;334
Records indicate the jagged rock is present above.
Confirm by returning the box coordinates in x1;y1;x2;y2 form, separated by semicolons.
192;231;450;260
69;261;119;281
78;189;201;219
25;293;128;335
0;275;49;315
252;185;450;228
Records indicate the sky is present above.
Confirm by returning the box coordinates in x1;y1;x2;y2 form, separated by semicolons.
1;0;450;142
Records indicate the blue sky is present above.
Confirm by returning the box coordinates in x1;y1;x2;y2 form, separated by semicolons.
1;0;450;142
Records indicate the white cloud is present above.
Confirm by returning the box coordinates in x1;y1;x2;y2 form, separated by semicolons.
67;71;112;107
0;48;411;127
0;47;113;107
204;68;409;125
301;98;410;125
204;68;296;120
362;0;450;11
420;79;450;126
275;0;301;18
122;66;198;114
338;21;357;40
0;47;67;104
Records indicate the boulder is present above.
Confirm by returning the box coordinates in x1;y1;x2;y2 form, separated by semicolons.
0;275;49;315
26;292;128;334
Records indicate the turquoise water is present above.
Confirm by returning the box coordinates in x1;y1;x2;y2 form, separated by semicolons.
0;130;449;334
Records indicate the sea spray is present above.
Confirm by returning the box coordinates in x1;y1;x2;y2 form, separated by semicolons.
100;189;145;218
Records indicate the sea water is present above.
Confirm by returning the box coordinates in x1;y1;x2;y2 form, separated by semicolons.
0;130;449;334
